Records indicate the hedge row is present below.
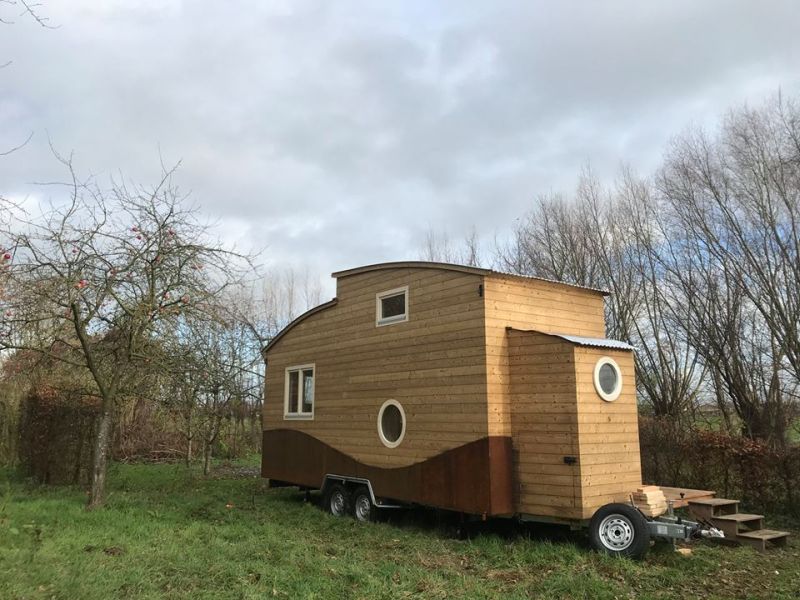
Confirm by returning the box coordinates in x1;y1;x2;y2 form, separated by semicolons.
17;386;98;485
640;416;800;516
15;386;261;481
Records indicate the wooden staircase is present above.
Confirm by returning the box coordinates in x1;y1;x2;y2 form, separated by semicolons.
687;497;790;551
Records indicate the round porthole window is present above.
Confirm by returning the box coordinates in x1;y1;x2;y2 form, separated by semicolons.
378;399;406;448
594;357;622;402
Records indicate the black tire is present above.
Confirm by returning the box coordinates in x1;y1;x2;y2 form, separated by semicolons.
324;483;350;518
351;486;376;523
588;503;650;560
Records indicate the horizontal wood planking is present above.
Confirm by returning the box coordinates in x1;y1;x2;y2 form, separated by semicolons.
573;346;642;518
264;267;491;467
505;326;645;520
507;331;583;516
483;275;606;439
265;263;643;520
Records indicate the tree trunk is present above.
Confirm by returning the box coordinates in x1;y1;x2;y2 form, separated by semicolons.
87;399;114;509
203;440;212;476
203;416;222;476
185;411;193;467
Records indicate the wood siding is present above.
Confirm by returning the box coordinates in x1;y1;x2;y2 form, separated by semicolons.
263;263;642;521
506;330;641;520
507;330;583;519
573;346;642;518
263;267;489;468
483;275;606;438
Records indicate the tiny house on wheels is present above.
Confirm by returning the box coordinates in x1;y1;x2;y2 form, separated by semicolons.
261;261;788;558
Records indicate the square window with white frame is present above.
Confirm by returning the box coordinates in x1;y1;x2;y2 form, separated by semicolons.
284;364;315;419
376;286;409;326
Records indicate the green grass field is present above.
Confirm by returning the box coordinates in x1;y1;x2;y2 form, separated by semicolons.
1;460;799;599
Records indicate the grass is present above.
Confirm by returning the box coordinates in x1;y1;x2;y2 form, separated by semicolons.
1;460;799;600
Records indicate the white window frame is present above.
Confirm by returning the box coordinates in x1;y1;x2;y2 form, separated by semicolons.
377;399;406;448
284;363;315;420
375;285;409;327
593;356;623;402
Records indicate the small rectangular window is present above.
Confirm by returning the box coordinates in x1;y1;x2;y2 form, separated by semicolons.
284;364;314;419
376;286;408;327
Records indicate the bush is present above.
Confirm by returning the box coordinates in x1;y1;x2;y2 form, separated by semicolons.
17;386;99;485
640;416;800;516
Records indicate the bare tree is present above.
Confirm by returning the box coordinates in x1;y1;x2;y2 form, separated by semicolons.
0;154;249;506
419;226;483;266
497;94;800;441
0;0;53;28
497;190;601;286
613;171;706;418
419;227;455;263
496;166;705;419
655;95;800;443
460;226;482;267
659;94;800;385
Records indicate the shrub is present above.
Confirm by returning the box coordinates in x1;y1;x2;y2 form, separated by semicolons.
640;416;800;516
17;386;99;485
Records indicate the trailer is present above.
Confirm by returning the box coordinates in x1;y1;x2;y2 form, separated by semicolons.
261;262;787;558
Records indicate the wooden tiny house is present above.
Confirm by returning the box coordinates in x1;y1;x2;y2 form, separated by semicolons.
261;261;786;557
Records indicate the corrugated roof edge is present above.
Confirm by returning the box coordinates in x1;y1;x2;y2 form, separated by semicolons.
331;261;609;296
507;327;635;351
262;298;338;356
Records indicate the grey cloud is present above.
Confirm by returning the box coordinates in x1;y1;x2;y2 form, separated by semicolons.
1;0;799;286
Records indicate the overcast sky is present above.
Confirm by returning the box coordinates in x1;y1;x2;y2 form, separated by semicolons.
2;1;799;296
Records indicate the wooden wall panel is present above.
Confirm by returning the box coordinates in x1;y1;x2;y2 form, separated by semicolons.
573;346;642;519
507;329;643;521
483;275;606;438
263;267;489;468
265;264;642;521
507;331;583;520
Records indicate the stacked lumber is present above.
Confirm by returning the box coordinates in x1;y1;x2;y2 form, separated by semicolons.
632;486;668;517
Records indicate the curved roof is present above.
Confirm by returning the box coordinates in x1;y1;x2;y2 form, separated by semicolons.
265;262;609;356
332;261;609;295
263;298;338;354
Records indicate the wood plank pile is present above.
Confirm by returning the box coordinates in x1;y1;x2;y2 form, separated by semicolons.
631;485;668;517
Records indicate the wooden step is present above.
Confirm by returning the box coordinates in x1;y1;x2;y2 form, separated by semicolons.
711;514;764;538
736;529;790;552
658;486;715;508
687;498;739;520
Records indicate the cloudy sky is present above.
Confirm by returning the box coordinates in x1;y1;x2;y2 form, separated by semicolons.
2;1;799;295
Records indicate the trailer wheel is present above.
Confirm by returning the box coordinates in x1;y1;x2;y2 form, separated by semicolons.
352;486;376;523
325;483;350;518
589;503;650;560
